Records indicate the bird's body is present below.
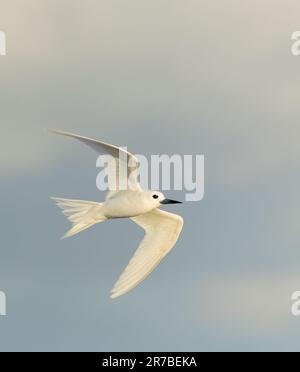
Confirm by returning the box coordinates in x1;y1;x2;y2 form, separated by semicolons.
50;130;184;299
104;190;160;219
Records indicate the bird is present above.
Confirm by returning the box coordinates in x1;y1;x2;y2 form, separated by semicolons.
50;129;184;299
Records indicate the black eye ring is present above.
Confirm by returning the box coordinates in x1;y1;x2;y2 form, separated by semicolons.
152;195;159;199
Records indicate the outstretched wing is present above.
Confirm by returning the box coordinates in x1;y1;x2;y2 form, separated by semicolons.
49;129;141;194
110;209;184;299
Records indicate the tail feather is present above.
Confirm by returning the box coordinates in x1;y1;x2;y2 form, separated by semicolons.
51;197;106;239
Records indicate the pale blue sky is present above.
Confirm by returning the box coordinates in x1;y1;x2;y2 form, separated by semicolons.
1;0;300;351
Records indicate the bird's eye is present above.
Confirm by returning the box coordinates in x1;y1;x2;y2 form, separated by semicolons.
152;195;159;199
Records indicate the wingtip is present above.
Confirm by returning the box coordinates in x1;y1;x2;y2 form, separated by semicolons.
48;128;61;134
48;128;71;136
47;128;95;143
110;289;122;300
110;290;117;299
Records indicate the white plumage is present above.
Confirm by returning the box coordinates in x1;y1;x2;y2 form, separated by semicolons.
50;130;184;299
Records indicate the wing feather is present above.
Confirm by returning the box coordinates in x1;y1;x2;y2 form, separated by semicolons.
110;209;183;299
49;129;141;193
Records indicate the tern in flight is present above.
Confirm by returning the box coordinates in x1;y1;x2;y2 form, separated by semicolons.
50;130;184;299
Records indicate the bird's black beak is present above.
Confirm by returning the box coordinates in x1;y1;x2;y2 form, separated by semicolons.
160;199;182;205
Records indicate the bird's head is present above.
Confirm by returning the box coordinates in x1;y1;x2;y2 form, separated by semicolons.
146;191;182;208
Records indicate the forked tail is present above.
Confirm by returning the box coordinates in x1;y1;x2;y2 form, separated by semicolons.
51;197;106;239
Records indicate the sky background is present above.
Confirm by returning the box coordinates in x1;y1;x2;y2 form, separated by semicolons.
1;0;300;351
